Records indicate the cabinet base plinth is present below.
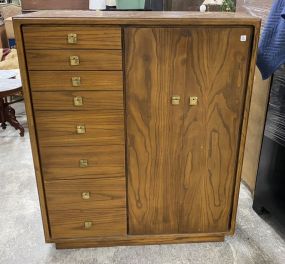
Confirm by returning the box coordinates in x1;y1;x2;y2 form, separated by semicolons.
55;235;225;249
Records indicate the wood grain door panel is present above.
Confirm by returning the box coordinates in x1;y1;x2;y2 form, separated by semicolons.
126;28;187;235
126;27;252;235
179;27;252;233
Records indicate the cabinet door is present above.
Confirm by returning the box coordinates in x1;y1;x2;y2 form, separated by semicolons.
179;27;252;233
125;28;188;235
125;27;252;235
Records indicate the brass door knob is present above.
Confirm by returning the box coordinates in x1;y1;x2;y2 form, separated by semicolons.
74;96;83;106
70;56;80;66
189;97;198;106
76;125;86;134
81;192;91;200
84;221;93;229
67;33;77;44
171;96;181;105
79;159;88;168
71;77;81;87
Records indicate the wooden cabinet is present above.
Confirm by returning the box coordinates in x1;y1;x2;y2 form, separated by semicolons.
14;11;260;249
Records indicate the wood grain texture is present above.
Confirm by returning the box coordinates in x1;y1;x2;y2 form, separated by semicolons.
237;0;272;193
45;177;126;210
13;20;52;242
13;11;261;27
49;208;126;239
179;27;253;233
34;111;124;147
29;71;123;91
26;50;122;71
46;171;127;240
229;23;260;234
23;26;122;50
55;234;225;249
126;27;253;235
126;28;186;235
32;91;123;111
40;145;125;181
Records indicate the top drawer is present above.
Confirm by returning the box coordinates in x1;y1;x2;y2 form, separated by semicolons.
23;26;122;50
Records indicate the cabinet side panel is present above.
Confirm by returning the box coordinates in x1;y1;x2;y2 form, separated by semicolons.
180;27;253;233
230;24;260;234
13;21;51;241
125;28;187;235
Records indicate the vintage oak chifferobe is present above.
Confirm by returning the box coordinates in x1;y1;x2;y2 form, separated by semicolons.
14;11;260;249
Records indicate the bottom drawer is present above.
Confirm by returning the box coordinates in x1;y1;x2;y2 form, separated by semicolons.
45;178;127;239
49;208;126;239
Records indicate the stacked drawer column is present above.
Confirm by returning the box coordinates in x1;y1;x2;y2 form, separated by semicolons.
23;26;127;239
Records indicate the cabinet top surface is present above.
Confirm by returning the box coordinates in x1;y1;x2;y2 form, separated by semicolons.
14;11;260;27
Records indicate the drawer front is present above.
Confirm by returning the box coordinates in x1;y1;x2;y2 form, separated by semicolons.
47;177;127;239
23;26;122;50
45;178;126;210
26;50;122;71
32;91;123;111
35;111;124;147
29;71;123;91
49;208;127;239
40;145;125;180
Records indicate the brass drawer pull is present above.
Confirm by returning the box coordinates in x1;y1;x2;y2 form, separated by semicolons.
81;192;91;200
79;159;88;168
76;125;86;134
71;77;81;87
67;33;77;44
171;96;180;105
74;96;83;106
84;221;93;229
70;56;80;66
189;97;198;106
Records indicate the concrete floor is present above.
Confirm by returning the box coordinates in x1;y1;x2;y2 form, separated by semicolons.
1;102;285;264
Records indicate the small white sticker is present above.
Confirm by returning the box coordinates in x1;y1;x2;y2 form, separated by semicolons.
240;35;247;42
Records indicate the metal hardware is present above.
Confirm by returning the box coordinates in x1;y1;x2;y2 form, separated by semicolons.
189;97;198;106
67;33;77;44
240;35;247;42
81;192;91;200
70;56;80;66
171;96;181;105
71;77;81;87
76;125;86;134
80;159;88;168
74;96;83;106
84;221;93;229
